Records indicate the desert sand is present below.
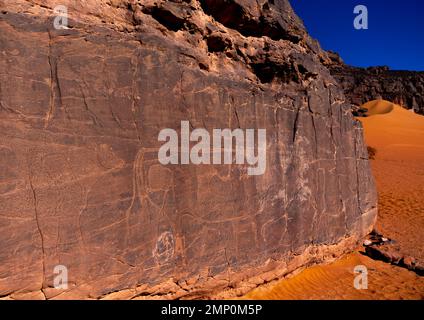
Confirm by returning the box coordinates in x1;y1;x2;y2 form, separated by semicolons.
244;100;424;300
360;100;424;262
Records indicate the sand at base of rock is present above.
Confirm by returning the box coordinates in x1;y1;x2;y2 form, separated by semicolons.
243;252;424;300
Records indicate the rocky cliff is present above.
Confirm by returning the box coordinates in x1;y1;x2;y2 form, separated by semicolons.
0;0;377;299
327;51;424;115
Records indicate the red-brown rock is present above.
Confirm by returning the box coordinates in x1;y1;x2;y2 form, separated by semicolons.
0;0;377;299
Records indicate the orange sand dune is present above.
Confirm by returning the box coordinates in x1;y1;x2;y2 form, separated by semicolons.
360;100;424;161
362;100;394;116
361;100;424;261
243;100;424;300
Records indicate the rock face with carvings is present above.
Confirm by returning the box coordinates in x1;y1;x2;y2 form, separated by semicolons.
326;51;424;115
0;0;377;299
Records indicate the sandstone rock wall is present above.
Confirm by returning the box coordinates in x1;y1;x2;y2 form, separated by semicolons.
0;0;377;299
327;52;424;115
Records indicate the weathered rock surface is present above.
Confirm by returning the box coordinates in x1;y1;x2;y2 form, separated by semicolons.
363;230;424;276
326;51;424;115
0;0;377;299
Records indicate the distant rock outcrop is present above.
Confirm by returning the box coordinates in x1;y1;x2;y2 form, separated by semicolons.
326;51;424;115
0;0;377;299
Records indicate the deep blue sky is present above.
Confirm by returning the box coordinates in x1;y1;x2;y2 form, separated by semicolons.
289;0;424;71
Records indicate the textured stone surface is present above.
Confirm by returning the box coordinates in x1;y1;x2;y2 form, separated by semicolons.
326;51;424;115
0;0;377;299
